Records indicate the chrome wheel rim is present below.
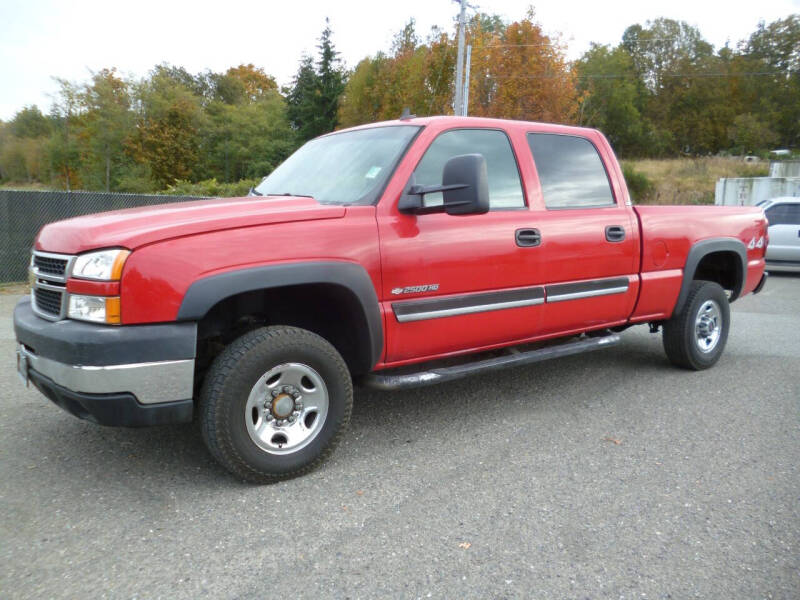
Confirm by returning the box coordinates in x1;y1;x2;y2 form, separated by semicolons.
244;362;329;455
694;299;722;353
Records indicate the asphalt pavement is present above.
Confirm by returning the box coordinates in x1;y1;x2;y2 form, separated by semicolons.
1;276;798;599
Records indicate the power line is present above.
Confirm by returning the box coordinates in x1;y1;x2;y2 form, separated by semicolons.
586;71;780;79
483;37;715;49
485;43;563;48
490;71;782;80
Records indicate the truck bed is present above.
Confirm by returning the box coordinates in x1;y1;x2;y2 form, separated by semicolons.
630;205;767;322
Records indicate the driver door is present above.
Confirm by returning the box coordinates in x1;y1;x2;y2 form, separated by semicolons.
377;128;546;365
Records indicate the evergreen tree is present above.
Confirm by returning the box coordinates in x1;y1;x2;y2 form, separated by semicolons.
286;19;347;142
286;55;321;141
316;19;347;134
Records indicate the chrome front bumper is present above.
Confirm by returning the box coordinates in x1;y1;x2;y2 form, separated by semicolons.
14;297;198;426
17;344;194;404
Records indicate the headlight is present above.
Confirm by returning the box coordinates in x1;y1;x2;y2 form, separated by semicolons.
68;295;121;324
72;249;130;281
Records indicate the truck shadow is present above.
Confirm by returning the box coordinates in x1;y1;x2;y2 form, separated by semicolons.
31;332;670;486
351;332;670;442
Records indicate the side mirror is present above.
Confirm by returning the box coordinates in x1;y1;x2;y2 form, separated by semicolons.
398;154;489;215
442;153;489;215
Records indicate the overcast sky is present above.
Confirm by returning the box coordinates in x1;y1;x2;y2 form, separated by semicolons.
1;0;798;120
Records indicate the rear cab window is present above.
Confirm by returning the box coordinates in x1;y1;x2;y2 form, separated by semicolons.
527;133;616;209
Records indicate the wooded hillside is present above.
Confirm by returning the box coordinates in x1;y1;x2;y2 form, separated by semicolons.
1;12;796;193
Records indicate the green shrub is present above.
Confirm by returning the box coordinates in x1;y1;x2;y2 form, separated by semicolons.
161;178;261;198
116;164;158;194
621;164;654;203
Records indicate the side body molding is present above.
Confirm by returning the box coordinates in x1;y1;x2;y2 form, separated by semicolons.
177;262;383;372
673;237;747;317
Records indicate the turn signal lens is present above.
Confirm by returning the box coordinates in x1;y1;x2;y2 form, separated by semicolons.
110;251;130;280
105;297;121;324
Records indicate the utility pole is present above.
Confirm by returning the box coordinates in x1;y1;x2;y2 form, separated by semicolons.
453;0;467;116
462;44;472;116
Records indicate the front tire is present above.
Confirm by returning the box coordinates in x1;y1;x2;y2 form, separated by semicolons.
199;326;352;483
662;280;730;370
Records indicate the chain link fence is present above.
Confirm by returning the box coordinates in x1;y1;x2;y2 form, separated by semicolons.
0;190;209;283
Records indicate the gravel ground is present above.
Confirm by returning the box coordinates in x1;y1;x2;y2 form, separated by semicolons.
1;275;798;599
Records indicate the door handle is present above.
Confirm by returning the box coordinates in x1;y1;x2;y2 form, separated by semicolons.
605;225;626;242
515;228;541;247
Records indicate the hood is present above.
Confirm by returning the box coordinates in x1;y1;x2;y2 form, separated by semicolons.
35;196;346;254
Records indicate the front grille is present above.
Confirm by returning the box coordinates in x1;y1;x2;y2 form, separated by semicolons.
34;255;68;277
34;287;63;316
30;251;74;321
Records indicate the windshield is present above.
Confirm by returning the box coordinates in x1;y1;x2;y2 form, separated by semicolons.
255;125;421;205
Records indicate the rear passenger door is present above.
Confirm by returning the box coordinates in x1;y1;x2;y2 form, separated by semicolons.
526;132;639;335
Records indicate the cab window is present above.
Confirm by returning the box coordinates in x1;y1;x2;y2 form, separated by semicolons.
412;129;525;210
528;133;615;209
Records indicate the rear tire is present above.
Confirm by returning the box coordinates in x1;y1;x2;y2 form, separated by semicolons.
199;326;352;483
663;280;730;370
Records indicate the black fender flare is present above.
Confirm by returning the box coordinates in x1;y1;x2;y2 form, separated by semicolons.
177;261;383;372
672;237;747;317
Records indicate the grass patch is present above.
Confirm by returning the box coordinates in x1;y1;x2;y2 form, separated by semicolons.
0;282;28;295
620;157;770;205
0;181;56;191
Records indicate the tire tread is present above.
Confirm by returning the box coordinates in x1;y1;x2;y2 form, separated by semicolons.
663;280;728;370
199;326;352;484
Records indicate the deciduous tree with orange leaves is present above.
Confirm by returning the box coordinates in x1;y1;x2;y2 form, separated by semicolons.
466;11;578;123
338;10;579;126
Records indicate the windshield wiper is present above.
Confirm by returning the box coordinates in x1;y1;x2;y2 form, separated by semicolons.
248;187;263;196
264;192;315;199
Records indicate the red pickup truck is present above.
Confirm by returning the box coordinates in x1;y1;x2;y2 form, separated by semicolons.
15;116;768;482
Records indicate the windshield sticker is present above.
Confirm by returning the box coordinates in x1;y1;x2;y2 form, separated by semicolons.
365;166;382;179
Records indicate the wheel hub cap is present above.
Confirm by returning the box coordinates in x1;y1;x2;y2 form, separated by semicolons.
271;394;295;418
697;316;716;336
244;363;329;455
694;299;722;353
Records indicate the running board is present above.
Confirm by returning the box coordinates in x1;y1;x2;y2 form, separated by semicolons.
363;334;621;390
